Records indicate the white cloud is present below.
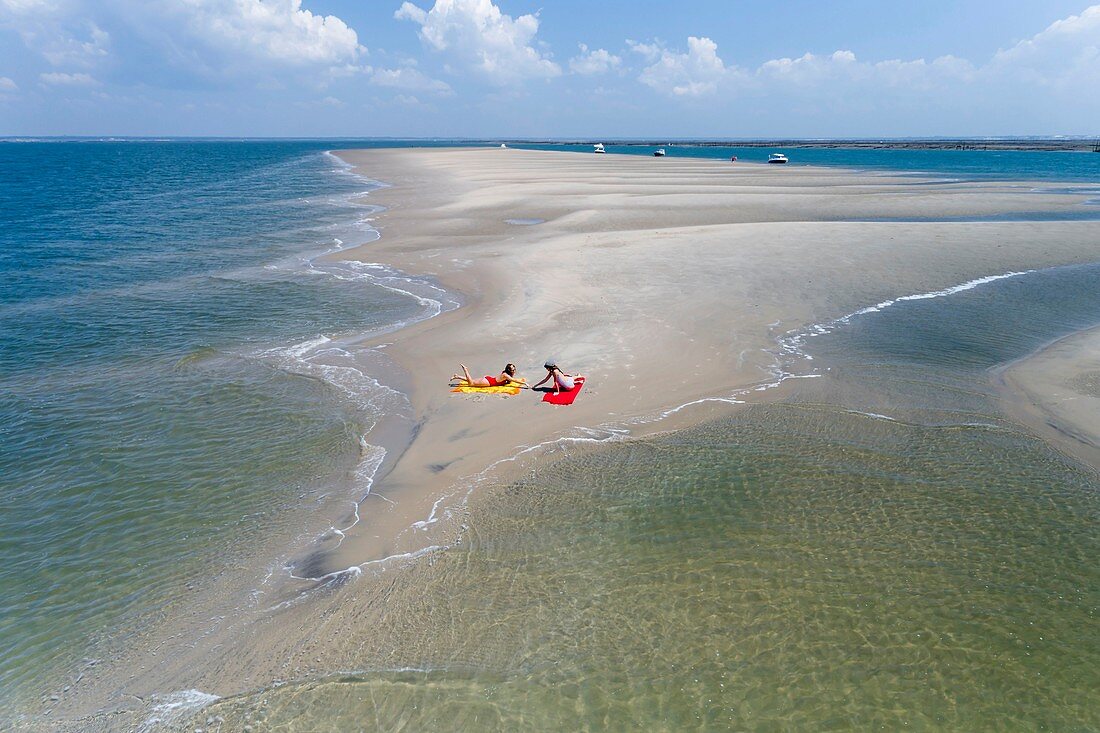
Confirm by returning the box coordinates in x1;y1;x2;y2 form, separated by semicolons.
569;43;620;75
756;49;975;93
296;95;344;108
753;5;1098;99
759;50;855;83
1;0;110;69
995;5;1100;63
395;0;560;84
41;20;108;67
0;76;17;91
630;4;1092;109
616;7;1100;134
164;0;363;67
746;6;1095;104
39;70;96;85
369;66;453;95
990;4;1100;88
3;0;365;88
625;39;661;62
393;2;426;25
0;0;56;12
635;36;731;96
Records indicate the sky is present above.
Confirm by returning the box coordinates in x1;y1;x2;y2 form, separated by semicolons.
1;0;1098;137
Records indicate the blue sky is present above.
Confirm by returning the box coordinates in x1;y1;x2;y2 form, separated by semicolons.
1;0;1098;137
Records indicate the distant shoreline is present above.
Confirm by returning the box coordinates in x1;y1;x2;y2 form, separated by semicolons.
517;139;1100;152
2;136;1098;152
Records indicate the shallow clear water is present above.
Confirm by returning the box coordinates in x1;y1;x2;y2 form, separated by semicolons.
182;263;1100;731
198;412;1097;731
0;141;441;707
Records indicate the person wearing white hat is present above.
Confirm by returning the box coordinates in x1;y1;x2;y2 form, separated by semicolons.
532;359;576;394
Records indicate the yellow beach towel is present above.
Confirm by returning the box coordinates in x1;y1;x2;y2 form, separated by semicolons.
450;382;523;396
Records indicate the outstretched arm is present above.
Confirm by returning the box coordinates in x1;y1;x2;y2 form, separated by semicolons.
532;372;552;388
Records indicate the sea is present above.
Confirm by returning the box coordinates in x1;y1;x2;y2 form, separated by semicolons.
1;139;1098;730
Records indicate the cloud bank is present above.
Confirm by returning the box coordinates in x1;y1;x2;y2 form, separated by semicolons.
1;1;1097;135
396;0;560;84
163;0;363;67
629;4;1099;111
39;70;96;85
569;44;621;75
632;36;732;96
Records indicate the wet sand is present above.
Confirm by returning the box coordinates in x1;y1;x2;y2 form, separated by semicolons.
43;148;1100;729
997;324;1100;471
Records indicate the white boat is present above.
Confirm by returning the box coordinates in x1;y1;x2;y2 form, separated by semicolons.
593;143;606;154
653;148;666;157
768;153;788;164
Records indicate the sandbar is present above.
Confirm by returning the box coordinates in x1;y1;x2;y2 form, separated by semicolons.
320;147;1100;573
44;147;1100;728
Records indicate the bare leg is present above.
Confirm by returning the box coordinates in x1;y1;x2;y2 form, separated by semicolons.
450;364;474;385
452;364;491;387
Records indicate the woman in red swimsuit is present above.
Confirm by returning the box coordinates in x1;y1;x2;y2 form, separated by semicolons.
451;363;526;388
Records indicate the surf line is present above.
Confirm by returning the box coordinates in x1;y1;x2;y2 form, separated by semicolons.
287;544;447;588
253;157;464;591
776;269;1035;365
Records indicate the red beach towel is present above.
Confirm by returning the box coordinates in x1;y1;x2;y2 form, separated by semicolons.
542;376;585;405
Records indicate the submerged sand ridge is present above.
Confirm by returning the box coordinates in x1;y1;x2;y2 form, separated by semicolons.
318;148;1100;575
998;323;1100;469
41;148;1100;729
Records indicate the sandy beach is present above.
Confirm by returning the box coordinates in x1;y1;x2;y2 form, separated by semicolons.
316;147;1100;573
43;148;1100;729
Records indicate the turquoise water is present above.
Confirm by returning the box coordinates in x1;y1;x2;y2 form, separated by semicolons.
2;140;1099;728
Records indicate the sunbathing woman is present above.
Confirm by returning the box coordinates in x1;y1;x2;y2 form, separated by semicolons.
532;359;576;393
451;363;527;388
